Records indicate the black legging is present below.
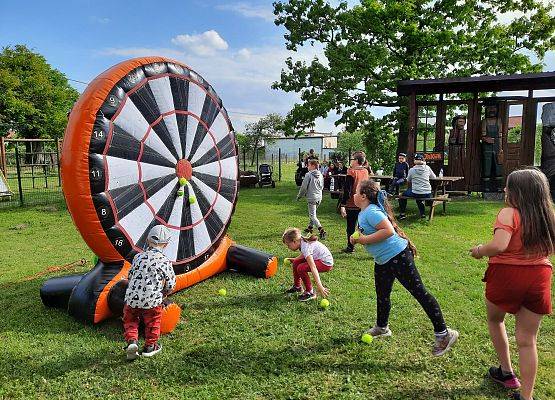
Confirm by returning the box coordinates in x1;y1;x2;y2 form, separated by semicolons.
374;246;447;333
346;208;360;250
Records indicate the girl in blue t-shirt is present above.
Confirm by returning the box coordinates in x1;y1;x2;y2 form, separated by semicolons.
350;179;458;356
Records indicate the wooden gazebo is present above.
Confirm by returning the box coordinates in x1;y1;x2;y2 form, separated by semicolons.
397;72;555;192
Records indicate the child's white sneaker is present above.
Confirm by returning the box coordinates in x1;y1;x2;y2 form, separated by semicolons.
125;340;139;361
432;328;458;356
366;325;392;338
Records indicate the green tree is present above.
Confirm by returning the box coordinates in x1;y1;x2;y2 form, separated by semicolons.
273;0;555;166
243;113;284;165
336;129;364;160
0;45;79;142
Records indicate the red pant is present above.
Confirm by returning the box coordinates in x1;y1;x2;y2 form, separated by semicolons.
292;257;332;292
123;304;163;346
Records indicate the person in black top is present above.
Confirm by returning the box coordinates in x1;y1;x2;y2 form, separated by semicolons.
388;153;410;194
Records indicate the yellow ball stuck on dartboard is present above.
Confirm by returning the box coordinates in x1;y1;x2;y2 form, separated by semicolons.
218;288;227;296
361;333;373;344
189;195;196;204
177;189;184;197
179;177;188;186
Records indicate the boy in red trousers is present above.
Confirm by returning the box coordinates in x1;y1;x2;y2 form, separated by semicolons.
123;225;176;360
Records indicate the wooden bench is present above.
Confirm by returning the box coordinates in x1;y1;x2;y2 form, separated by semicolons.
394;194;450;221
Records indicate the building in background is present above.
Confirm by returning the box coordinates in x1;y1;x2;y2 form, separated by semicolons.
264;130;338;161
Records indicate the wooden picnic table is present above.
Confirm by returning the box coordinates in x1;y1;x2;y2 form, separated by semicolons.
369;175;463;197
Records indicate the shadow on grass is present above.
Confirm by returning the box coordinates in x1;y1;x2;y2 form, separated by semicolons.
374;378;509;400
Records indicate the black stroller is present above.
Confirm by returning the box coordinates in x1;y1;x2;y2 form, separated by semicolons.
258;164;276;188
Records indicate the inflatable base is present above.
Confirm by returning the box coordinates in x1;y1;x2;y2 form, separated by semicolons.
40;241;277;333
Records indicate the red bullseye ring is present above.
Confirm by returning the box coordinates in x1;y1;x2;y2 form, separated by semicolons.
176;159;193;180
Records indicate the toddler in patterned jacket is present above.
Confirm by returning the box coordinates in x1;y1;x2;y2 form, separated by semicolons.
123;225;176;360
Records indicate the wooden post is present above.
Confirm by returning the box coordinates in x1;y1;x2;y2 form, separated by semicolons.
56;139;62;186
278;148;282;181
15;146;24;206
0;136;6;176
465;94;480;192
521;90;536;166
435;94;446;169
407;92;417;164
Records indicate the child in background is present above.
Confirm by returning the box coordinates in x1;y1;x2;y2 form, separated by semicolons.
388;152;410;194
283;228;333;302
297;159;327;239
470;168;554;400
340;151;369;253
123;225;176;360
351;179;458;356
398;153;435;220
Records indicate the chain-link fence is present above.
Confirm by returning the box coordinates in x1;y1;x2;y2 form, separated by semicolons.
0;138;64;208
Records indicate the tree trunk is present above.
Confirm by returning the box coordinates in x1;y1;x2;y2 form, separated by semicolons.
250;138;259;166
24;141;46;165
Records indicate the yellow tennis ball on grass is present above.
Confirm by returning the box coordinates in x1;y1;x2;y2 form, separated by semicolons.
320;299;330;309
361;333;373;344
283;258;292;268
218;288;227;296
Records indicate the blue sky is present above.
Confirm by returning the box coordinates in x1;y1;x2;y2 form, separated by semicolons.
1;0;554;132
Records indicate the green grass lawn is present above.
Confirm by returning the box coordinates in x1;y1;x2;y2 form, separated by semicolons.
0;180;553;399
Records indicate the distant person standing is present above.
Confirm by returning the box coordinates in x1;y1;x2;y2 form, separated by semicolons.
297;159;327;239
303;148;318;165
340;151;369;253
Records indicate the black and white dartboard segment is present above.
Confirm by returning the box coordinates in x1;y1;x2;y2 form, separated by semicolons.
88;62;238;269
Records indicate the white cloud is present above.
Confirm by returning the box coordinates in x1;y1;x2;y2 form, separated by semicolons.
216;2;275;22
90;16;111;24
171;30;229;56
235;48;252;61
97;39;326;132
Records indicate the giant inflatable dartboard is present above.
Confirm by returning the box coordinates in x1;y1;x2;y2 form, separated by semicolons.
63;57;238;273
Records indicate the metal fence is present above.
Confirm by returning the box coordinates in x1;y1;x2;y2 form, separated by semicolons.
238;146;353;183
0;138;64;208
0;139;345;208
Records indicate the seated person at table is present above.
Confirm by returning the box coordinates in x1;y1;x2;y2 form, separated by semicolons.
398;153;435;220
388;153;410;194
337;161;348;174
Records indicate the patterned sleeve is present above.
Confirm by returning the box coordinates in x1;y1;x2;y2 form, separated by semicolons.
128;254;139;280
161;260;176;292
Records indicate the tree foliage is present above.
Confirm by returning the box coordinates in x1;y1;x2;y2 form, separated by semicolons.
0;45;79;139
336;130;364;156
242;113;284;165
273;0;555;163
